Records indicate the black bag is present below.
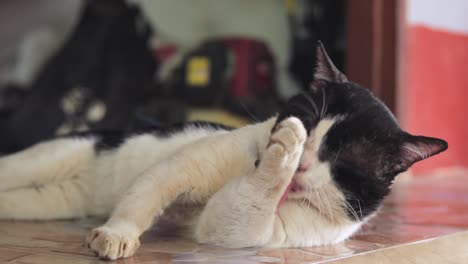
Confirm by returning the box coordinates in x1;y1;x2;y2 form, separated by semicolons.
0;0;157;154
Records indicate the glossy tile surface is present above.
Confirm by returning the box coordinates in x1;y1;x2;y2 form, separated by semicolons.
1;169;467;263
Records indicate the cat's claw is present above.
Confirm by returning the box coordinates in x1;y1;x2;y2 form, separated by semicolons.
86;225;140;260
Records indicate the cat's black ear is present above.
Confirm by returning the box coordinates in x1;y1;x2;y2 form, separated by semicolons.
396;135;448;171
313;41;348;84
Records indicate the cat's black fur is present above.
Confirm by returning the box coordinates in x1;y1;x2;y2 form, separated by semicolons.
277;42;448;219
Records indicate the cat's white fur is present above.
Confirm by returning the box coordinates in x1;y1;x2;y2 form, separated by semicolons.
0;117;364;260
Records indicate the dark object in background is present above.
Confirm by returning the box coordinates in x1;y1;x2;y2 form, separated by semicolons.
0;85;27;120
289;0;346;89
155;38;280;122
0;0;347;154
0;0;157;154
167;41;230;106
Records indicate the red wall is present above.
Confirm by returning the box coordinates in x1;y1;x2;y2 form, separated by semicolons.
400;25;468;174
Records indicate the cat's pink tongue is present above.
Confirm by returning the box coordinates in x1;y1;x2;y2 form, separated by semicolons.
276;180;302;210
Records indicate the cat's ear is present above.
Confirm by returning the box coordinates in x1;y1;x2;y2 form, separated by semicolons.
313;41;348;84
395;135;448;171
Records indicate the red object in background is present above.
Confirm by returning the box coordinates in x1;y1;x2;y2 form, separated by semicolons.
222;38;274;99
401;25;468;174
153;38;274;100
154;45;178;63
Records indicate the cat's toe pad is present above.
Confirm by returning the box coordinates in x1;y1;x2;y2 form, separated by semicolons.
264;117;306;169
270;117;306;154
86;225;140;260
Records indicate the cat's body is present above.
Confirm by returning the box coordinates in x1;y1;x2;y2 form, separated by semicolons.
0;121;232;218
1;117;359;251
0;44;447;260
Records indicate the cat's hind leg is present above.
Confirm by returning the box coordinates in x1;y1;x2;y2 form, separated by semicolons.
0;178;88;220
194;117;306;247
0;137;96;191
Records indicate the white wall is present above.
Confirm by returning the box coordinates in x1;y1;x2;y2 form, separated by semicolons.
408;0;468;34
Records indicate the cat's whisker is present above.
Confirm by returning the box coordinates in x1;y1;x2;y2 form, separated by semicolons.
320;86;327;118
305;187;313;210
333;148;342;166
357;199;363;219
292;102;318;118
239;102;259;122
316;188;331;222
314;189;324;215
323;190;333;221
321;188;335;223
343;199;359;221
301;92;320;117
318;191;327;217
350;202;359;220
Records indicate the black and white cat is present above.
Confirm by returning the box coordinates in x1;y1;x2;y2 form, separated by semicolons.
0;43;447;260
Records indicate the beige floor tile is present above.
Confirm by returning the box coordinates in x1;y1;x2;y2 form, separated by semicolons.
1;170;468;263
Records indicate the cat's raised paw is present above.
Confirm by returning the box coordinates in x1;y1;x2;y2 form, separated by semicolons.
86;225;140;260
272;117;307;149
262;117;306;171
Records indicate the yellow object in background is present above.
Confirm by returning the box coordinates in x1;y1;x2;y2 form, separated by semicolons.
188;108;251;128
186;57;210;86
284;0;297;15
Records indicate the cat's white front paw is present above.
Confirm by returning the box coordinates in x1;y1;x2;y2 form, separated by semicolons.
86;225;140;260
271;117;307;156
261;117;307;175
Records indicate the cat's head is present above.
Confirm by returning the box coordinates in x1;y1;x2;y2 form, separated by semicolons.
277;42;448;224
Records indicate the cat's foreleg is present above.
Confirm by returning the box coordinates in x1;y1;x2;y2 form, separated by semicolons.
0;138;95;191
86;149;213;259
194;117;306;247
85;118;294;259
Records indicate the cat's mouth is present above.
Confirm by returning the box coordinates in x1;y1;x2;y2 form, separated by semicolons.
289;180;304;193
277;166;309;208
278;179;301;209
285;173;306;194
289;163;308;194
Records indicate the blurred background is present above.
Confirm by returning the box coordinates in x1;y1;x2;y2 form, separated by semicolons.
0;0;465;175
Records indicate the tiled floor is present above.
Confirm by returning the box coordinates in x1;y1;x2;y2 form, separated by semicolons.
1;168;467;263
